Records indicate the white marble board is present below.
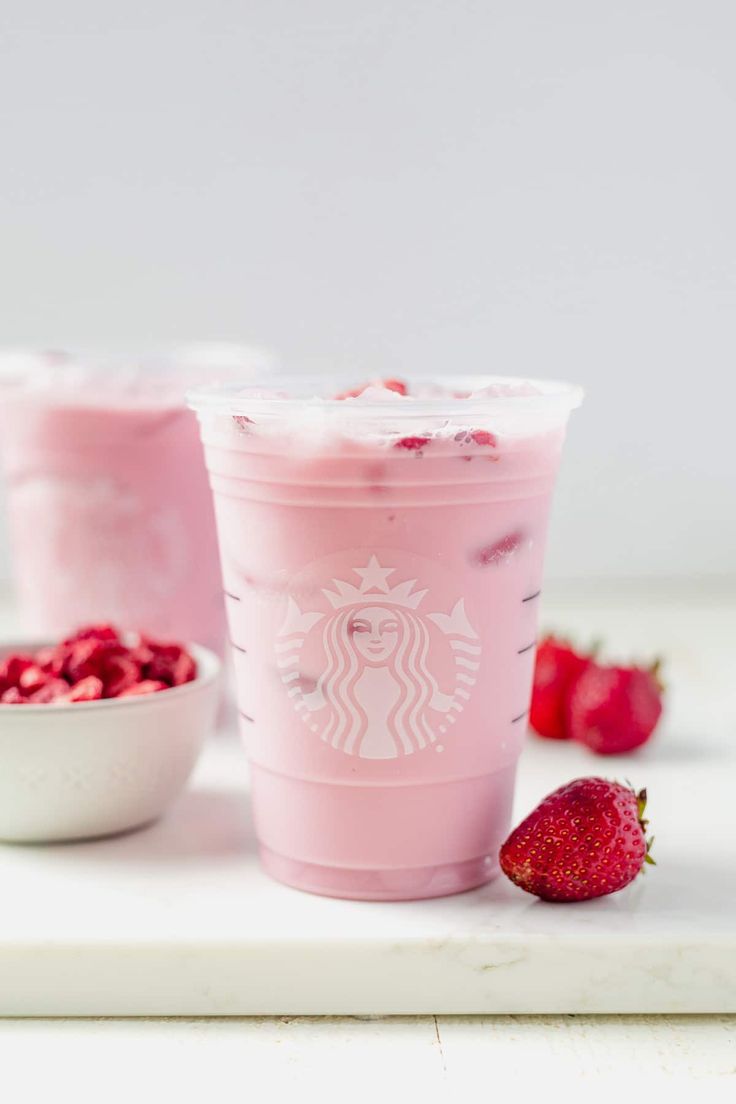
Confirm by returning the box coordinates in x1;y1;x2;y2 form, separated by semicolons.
0;586;734;1015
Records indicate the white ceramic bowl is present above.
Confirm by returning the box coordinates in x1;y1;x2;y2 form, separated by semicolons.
0;642;220;843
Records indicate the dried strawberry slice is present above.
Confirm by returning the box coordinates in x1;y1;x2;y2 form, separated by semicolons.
29;678;71;704
1;686;29;704
18;664;50;693
1;626;197;703
0;654;35;692
474;531;525;567
118;680;167;697
172;651;197;686
101;655;141;698
63;624;122;646
138;637;193;686
335;378;409;400
61;676;104;702
35;645;66;676
64;638;125;683
128;640;156;667
470;429;498;447
394;436;430;451
381;378;408;396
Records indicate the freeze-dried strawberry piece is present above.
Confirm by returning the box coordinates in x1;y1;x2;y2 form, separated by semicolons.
381;378;408;396
139;637;197;686
394;436;430;451
29;678;71;703
35;645;66;676
101;655;141;698
63;639;102;682
18;664;49;694
0;654;35;691
146;657;176;686
474;531;525;567
118;680;167;697
470;429;498;447
63;624;122;646
1;687;29;704
172;651;196;686
61;676;104;702
64;638;125;683
335;378;408;400
1;625;197;704
128;640;155;667
453;428;498;450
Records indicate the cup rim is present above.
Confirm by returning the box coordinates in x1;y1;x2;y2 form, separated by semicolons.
187;374;584;419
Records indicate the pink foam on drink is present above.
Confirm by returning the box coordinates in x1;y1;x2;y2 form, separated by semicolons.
190;374;582;899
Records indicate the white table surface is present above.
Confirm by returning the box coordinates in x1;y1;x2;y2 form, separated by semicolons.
0;582;734;1090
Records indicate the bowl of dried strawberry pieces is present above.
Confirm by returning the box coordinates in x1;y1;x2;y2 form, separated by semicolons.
0;624;220;842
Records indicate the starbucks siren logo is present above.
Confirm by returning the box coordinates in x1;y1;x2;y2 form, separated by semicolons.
276;555;481;759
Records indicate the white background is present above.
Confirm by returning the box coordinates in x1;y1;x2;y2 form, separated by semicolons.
1;0;735;582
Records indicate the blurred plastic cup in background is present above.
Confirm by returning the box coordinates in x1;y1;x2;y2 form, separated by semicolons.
0;346;274;654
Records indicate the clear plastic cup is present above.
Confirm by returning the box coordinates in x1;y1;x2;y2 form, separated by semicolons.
0;347;272;652
189;375;583;899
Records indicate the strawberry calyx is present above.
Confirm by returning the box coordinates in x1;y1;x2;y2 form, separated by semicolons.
635;785;648;826
634;785;656;867
649;658;666;693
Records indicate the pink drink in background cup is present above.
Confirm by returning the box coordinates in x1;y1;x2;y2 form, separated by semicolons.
0;348;271;652
189;375;582;899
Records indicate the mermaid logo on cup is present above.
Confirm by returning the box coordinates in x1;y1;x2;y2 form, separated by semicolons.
276;554;481;759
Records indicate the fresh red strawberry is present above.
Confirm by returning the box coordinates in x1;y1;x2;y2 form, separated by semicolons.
499;778;654;902
530;636;591;740
567;661;664;755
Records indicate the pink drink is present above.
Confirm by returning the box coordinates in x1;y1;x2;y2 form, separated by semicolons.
190;377;582;899
0;350;269;651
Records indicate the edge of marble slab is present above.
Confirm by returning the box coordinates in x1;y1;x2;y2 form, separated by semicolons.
0;933;734;1016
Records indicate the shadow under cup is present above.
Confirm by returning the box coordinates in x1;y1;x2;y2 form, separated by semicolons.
190;377;582;900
